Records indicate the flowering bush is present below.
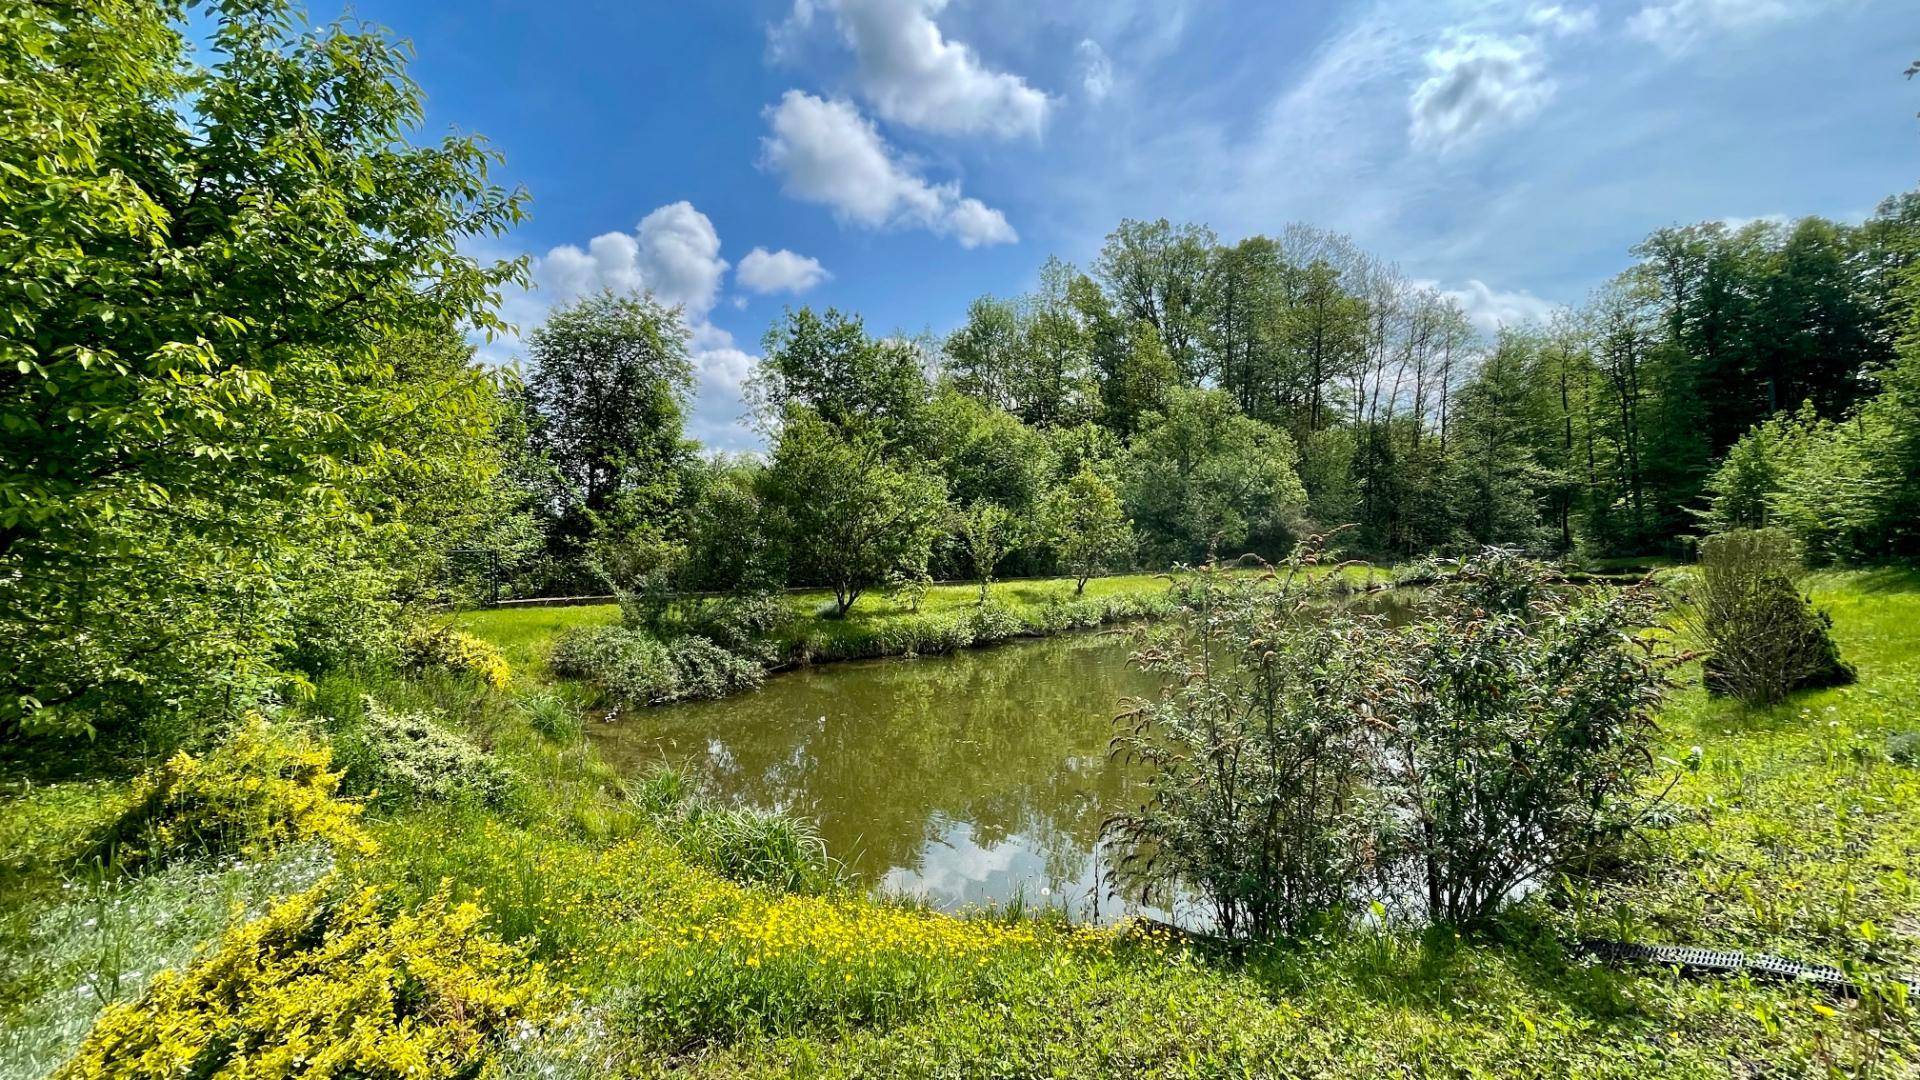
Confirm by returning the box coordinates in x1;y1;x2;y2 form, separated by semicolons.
96;717;371;868
400;623;511;689
57;883;548;1080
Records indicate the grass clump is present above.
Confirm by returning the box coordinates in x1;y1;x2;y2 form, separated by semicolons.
518;689;585;743
55;881;549;1080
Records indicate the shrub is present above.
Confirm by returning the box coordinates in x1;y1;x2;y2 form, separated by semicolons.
56;883;548;1080
968;601;1026;644
518;689;584;743
686;592;793;657
1109;549;1675;937
1379;549;1673;927
1685;529;1855;705
1108;560;1387;941
551;626;676;704
1889;731;1920;767
355;698;511;806
550;626;765;706
665;636;766;700
95;717;371;868
400;623;511;690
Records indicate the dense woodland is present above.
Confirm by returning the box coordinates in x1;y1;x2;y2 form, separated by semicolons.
497;204;1920;604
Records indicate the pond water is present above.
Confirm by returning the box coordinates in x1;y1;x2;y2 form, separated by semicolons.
587;592;1415;922
588;629;1166;920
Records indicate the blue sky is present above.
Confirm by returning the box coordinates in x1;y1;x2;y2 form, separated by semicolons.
301;0;1916;449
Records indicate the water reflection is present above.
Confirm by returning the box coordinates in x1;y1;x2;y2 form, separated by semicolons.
588;630;1163;919
588;591;1416;922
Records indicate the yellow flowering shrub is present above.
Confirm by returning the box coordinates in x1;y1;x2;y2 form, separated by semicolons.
99;716;372;867
57;882;549;1080
401;623;511;689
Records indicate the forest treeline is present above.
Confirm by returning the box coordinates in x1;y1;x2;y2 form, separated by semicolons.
493;205;1920;608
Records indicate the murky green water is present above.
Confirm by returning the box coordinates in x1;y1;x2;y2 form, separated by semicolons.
588;629;1163;919
588;593;1415;920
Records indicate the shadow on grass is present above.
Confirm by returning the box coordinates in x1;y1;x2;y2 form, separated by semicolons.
1234;910;1654;1032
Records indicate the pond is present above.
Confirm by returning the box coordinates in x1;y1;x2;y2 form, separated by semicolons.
587;591;1415;923
588;628;1167;920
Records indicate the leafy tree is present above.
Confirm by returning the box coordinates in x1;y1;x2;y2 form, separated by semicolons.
754;307;929;437
762;409;947;617
1124;388;1307;564
954;502;1017;603
525;291;692;533
924;389;1056;515
1093;219;1217;381
0;0;524;737
1043;468;1133;593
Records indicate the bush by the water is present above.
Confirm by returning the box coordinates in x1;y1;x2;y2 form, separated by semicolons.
551;626;765;706
1687;528;1854;705
399;623;512;690
1110;561;1387;941
351;697;512;807
56;883;548;1080
94;717;372;869
1110;548;1674;938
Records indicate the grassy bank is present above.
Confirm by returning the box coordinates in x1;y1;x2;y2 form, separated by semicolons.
3;571;1916;1076
457;572;1187;677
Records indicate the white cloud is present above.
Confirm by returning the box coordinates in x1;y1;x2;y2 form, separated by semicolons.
1427;278;1565;336
942;196;1018;248
536;200;728;318
803;0;1050;139
737;246;832;294
759;90;1018;246
1714;212;1791;232
1409;32;1555;152
478;201;769;452
1626;0;1800;54
1526;4;1597;37
1077;39;1114;102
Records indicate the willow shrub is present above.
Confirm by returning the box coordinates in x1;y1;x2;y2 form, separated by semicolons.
1110;548;1675;939
1380;550;1674;928
56;883;548;1080
1109;556;1390;942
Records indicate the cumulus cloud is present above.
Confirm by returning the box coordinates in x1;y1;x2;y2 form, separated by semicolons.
1526;4;1597;37
1627;0;1800;54
1409;32;1555;152
736;247;832;294
791;0;1050;138
759;90;1018;247
537;200;728;317
1077;39;1114;102
478;201;770;452
1426;278;1565;337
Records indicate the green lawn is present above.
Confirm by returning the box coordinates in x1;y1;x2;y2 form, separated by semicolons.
6;570;1916;1077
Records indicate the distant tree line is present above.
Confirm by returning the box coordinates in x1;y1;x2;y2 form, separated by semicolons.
498;201;1920;611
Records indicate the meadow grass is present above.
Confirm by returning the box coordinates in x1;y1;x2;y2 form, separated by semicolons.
4;569;1916;1076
